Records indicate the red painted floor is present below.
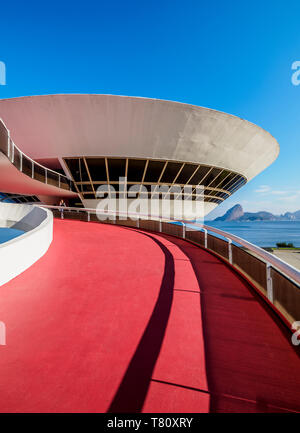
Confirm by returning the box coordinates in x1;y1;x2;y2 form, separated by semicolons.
0;219;299;413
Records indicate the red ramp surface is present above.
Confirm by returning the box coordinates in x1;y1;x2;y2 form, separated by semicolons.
0;219;299;412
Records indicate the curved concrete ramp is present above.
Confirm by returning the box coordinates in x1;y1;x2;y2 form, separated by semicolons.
0;220;299;413
0;152;76;198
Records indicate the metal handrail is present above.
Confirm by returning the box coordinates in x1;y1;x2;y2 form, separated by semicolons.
0;118;74;189
36;204;300;288
9;139;70;180
194;223;300;285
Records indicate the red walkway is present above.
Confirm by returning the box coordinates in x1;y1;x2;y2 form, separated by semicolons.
0;219;299;413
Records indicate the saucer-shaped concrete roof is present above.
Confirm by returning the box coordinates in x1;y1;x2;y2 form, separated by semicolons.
0;94;279;181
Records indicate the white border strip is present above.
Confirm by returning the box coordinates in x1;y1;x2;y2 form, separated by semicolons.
0;205;53;286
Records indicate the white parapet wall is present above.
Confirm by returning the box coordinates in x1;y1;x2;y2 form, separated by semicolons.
0;203;53;286
0;202;32;227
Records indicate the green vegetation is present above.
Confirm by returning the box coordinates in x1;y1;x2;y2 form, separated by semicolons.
276;242;295;248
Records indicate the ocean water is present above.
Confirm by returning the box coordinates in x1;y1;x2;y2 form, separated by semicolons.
205;220;300;247
0;228;24;244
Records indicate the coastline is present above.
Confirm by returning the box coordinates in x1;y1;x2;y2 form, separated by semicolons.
271;248;300;271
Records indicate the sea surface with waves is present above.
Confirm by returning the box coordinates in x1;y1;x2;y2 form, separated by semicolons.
204;220;300;247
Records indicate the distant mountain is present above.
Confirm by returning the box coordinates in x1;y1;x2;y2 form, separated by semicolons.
240;211;276;221
282;210;300;220
214;205;300;222
214;204;244;221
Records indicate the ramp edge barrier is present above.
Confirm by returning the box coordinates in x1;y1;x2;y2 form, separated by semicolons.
0;204;53;286
38;204;300;329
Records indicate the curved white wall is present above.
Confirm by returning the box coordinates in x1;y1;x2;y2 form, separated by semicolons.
0;202;32;227
0;204;53;286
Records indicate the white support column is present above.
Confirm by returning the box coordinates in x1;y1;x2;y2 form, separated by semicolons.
203;228;208;248
136;218;140;228
228;239;232;264
159;218;162;232
11;142;14;163
182;222;186;239
266;263;274;303
87;212;90;222
45;169;47;184
7;131;10;158
32;161;34;178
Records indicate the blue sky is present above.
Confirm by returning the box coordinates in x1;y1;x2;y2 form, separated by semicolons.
0;0;300;218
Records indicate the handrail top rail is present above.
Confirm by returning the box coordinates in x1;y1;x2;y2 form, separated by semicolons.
36;204;300;286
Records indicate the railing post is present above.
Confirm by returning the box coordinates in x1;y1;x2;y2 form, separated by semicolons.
58;174;61;189
136;217;140;228
203;228;207;248
87;211;90;222
228;238;232;264
20;151;22;171
266;263;273;303
45;169;47;184
11;141;14;163
7;131;10;158
182;222;186;239
32;161;34;178
159;218;162;232
61;209;64;220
